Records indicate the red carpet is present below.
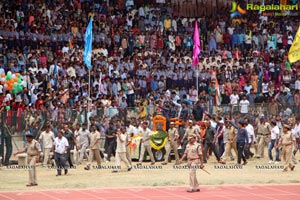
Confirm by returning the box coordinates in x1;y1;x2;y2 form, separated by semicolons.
1;184;300;200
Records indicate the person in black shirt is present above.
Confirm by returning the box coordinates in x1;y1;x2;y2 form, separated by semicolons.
203;122;220;163
230;119;249;166
221;90;230;115
62;124;75;168
105;122;117;162
192;101;204;121
180;102;189;122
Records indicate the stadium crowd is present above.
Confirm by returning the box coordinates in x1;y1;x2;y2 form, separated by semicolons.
0;0;300;173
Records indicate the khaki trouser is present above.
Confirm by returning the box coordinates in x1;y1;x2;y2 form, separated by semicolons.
188;160;199;190
42;148;51;166
27;155;37;184
164;141;179;163
139;144;155;163
282;145;294;170
126;145;132;165
221;141;238;162
256;135;269;158
87;149;101;166
115;152;131;170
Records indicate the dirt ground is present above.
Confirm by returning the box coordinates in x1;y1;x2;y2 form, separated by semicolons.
0;149;299;191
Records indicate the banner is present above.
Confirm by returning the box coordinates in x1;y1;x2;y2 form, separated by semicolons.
288;26;300;63
192;21;200;68
83;17;93;69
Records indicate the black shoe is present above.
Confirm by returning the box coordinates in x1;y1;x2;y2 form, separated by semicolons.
64;169;68;175
243;161;248;166
112;170;118;173
203;161;207;163
128;167;132;171
84;166;90;170
193;189;200;192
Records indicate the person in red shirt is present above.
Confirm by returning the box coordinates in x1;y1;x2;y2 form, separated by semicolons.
12;96;25;131
35;94;44;110
157;35;164;49
222;30;231;50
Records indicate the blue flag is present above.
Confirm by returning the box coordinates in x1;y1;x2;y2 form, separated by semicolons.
83;17;93;69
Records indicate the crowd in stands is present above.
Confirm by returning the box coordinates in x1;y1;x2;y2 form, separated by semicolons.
0;0;299;128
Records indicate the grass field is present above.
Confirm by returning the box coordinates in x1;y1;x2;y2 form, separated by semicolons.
0;150;299;191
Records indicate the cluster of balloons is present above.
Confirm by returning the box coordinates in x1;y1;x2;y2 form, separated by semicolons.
0;72;24;94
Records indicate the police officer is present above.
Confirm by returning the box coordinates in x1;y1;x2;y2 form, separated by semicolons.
181;120;200;152
14;132;41;187
162;122;180;165
256;117;271;158
138;121;155;165
277;124;296;172
180;134;204;193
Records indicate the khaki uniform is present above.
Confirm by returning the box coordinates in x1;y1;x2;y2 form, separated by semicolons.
39;131;55;166
139;128;155;163
115;133;131;170
184;127;200;141
280;131;295;171
256;122;271;158
221;126;238;162
87;131;101;166
164;127;180;163
184;142;202;191
25;139;41;185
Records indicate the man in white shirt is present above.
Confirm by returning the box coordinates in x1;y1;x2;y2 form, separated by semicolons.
77;123;90;164
239;95;250;116
53;130;69;176
230;90;239;113
39;125;55;166
245;119;255;159
292;118;300;164
295;76;300;90
268;121;280;164
138;121;155;165
112;128;132;172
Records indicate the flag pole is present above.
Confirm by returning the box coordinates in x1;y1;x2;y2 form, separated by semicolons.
83;16;93;128
88;68;91;129
192;20;201;102
196;66;199;102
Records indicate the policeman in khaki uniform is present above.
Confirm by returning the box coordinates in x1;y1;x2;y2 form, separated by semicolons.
180;134;204;193
277;124;296;172
162;122;180;165
181;120;201;151
84;125;102;170
14;132;41;187
138;121;155;165
256;117;271;158
220;121;238;164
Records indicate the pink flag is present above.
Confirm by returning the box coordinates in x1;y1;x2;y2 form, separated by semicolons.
192;21;201;68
